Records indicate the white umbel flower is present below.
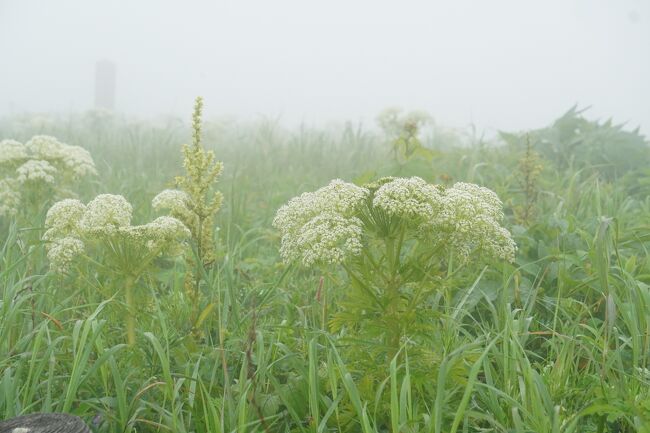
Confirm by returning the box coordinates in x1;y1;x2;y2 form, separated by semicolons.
61;144;98;177
0;139;27;164
373;176;442;220
142;216;191;253
273;179;368;235
43;198;86;239
152;189;191;213
274;176;516;267
433;182;516;262
25;135;66;160
0;179;21;217
46;236;85;273
44;195;191;273
284;213;363;266
273;179;368;266
16;159;58;184
79;194;133;235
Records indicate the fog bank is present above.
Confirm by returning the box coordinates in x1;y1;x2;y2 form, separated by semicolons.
0;0;648;134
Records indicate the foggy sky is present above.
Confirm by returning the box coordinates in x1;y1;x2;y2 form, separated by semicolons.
1;0;648;134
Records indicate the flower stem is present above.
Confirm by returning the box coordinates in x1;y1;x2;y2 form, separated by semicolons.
124;277;136;346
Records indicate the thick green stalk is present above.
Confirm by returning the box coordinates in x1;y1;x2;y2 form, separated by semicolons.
385;236;402;361
124;276;136;346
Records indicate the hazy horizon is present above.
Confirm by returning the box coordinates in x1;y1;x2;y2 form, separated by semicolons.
1;0;648;135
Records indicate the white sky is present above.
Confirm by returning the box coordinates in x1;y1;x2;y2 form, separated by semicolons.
0;0;648;134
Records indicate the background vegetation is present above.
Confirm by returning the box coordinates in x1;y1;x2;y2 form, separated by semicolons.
1;107;649;432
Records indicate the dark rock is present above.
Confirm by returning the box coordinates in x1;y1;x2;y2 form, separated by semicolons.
0;413;90;433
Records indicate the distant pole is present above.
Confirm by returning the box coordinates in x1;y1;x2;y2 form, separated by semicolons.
94;60;116;110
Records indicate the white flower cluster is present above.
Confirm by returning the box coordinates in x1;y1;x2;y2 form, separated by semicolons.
43;194;190;273
432;182;516;262
373;176;442;220
0;135;97;217
16;159;57;184
0;180;21;217
47;237;86;274
274;177;516;267
0;140;27;163
79;194;133;235
273;179;368;266
293;213;364;267
152;189;191;214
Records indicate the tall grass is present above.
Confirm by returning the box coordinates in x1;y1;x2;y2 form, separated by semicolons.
1;111;649;432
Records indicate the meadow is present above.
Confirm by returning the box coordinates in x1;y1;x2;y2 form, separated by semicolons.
1;104;649;433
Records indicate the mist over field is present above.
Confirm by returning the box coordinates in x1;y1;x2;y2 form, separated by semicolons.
4;2;650;432
1;0;648;133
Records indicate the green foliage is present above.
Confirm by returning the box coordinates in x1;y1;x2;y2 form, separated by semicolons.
500;105;649;180
376;108;438;169
1;107;650;432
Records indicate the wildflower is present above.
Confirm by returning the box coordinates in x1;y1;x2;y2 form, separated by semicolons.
169;97;224;268
0;135;97;220
79;194;132;235
60;144;98;177
282;213;364;266
0;139;27;163
273;180;369;266
43;199;86;240
152;189;191;214
373;176;442;220
433;182;516;262
275;176;516;267
25;135;66;160
273;179;368;236
16;159;57;184
142;216;192;254
44;195;191;273
0;179;21;217
46;236;85;273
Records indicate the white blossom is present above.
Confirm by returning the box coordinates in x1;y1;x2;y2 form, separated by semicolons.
44;195;191;273
0;179;21;217
141;216;191;253
373;176;442;220
283;213;363;266
0;135;96;221
25;135;66;160
273;179;368;235
46;236;85;273
16;159;57;184
432;182;516;262
43;198;86;239
274;176;516;267
79;194;133;235
152;189;191;214
273;180;368;266
0;139;27;164
60;144;98;177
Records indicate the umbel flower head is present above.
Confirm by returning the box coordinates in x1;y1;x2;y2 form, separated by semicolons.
373;176;442;220
0;135;97;217
152;189;191;215
274;176;516;267
79;194;133;235
273;179;368;266
433;182;516;262
43;194;190;273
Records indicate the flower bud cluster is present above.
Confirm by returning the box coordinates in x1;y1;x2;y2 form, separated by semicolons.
43;194;190;273
0;135;97;217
